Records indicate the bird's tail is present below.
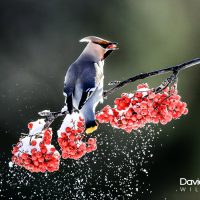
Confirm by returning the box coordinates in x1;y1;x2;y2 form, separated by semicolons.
85;121;98;134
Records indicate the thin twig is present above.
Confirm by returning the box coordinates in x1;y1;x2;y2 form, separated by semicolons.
103;58;200;97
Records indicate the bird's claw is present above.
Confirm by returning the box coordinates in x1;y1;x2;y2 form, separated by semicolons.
73;108;79;113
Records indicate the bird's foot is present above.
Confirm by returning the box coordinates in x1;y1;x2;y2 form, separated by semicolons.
73;108;80;113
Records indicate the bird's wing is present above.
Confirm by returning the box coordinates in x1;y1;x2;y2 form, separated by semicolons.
63;63;77;114
78;61;104;110
78;88;96;110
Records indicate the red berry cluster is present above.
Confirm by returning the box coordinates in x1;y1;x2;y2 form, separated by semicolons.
57;113;97;160
96;83;188;133
11;120;60;173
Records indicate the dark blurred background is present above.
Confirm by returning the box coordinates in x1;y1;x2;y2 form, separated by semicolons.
0;0;200;199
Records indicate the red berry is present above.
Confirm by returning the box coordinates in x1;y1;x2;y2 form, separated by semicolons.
31;140;37;146
28;123;33;129
65;127;71;132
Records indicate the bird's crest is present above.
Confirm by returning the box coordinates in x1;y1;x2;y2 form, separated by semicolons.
79;36;111;45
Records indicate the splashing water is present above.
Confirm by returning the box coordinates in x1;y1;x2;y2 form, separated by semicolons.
1;124;162;199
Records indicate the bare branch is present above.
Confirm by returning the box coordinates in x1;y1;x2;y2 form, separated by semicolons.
103;58;200;97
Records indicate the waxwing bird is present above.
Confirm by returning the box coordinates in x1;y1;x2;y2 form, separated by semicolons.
63;36;118;134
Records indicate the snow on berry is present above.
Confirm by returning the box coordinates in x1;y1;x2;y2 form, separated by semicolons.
96;83;188;133
11;119;60;173
57;113;97;160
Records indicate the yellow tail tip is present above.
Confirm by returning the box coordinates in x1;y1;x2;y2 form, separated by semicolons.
85;125;98;134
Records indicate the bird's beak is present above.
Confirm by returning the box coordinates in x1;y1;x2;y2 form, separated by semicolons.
107;42;119;50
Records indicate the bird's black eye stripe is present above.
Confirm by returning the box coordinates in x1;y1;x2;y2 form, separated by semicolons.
93;42;111;49
100;43;109;48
